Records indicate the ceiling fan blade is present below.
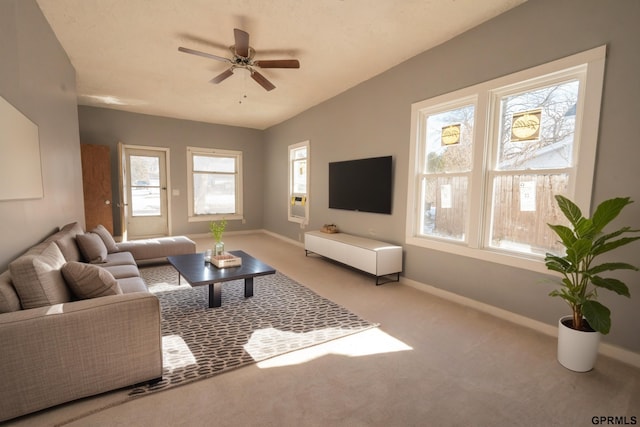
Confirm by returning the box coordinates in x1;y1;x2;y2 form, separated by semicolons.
234;28;250;57
254;59;300;69
210;68;234;84
178;46;230;63
250;70;276;91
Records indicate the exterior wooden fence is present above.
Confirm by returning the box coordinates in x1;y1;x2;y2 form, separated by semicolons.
429;174;568;253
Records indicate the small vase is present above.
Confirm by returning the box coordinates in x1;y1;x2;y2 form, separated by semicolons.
214;240;225;256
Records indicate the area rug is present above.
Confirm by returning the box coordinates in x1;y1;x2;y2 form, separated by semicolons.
128;264;378;397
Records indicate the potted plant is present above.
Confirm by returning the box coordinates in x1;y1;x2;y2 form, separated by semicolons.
545;195;639;371
209;219;227;256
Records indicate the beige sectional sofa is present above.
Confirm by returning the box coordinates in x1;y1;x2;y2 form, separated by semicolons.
0;222;196;422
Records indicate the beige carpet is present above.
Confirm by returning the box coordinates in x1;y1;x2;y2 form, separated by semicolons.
7;233;640;427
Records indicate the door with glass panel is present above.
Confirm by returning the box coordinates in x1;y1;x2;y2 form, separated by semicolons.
122;146;169;239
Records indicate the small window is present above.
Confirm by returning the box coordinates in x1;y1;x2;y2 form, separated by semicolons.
187;147;243;222
288;141;310;223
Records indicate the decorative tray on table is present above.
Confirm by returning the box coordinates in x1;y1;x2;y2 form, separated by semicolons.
211;252;242;268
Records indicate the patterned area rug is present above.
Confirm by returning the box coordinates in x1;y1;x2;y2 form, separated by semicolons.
129;264;378;396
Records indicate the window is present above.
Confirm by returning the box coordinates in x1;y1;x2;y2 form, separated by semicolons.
129;154;161;217
418;100;476;242
187;147;243;222
288;141;310;223
406;46;606;272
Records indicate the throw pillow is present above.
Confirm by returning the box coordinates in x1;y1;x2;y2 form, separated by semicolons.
61;262;122;299
52;222;85;262
91;224;119;253
76;233;108;263
9;242;72;309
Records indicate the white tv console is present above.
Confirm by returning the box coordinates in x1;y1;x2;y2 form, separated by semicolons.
304;231;402;285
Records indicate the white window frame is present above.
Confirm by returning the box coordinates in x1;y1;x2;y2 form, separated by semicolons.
406;46;606;273
187;146;244;222
288;140;310;224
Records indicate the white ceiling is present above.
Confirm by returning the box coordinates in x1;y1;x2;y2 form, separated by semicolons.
36;0;525;130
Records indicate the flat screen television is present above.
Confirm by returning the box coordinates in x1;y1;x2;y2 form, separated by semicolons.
328;155;392;214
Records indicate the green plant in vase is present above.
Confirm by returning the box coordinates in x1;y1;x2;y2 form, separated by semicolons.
209;219;227;256
545;195;639;334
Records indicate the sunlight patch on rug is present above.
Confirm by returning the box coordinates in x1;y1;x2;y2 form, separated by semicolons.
163;335;197;371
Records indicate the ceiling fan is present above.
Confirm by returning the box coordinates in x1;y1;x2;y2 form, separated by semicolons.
178;28;300;91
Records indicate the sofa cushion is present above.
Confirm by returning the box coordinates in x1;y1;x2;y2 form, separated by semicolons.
8;242;71;309
50;221;84;262
102;251;137;267
116;236;196;261
76;233;108;263
103;264;140;279
91;224;119;253
61;261;122;299
0;270;21;313
116;276;148;293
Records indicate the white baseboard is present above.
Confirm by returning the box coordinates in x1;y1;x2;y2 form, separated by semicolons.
187;229;305;248
260;229;305;248
401;276;640;369
186;229;267;240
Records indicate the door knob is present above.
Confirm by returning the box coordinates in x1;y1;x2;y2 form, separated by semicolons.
105;200;111;205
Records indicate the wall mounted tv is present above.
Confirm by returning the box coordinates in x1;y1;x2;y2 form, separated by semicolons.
328;155;393;214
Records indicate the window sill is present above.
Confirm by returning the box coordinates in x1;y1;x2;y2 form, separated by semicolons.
188;214;243;223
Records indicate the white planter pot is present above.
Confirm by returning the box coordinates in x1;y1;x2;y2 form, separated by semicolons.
557;315;602;372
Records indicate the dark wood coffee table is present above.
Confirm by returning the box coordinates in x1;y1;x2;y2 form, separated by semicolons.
167;250;276;308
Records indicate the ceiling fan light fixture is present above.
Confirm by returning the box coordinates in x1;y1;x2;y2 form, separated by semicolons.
178;28;299;91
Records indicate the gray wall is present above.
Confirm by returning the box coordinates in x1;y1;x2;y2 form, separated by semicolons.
0;0;84;271
78;107;264;237
263;0;640;352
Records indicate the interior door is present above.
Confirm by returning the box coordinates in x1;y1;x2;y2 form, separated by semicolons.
80;144;114;233
121;146;169;239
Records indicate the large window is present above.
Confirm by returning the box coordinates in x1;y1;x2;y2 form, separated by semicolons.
187;147;243;222
288;141;310;223
406;46;606;272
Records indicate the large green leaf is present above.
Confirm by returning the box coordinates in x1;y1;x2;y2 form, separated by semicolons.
556;195;583;228
592;197;632;233
582;300;611;334
547;224;576;248
566;238;591;265
594;227;635;247
592;236;640;256
588;262;639;275
575;218;596;239
591;276;631;297
544;254;573;273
